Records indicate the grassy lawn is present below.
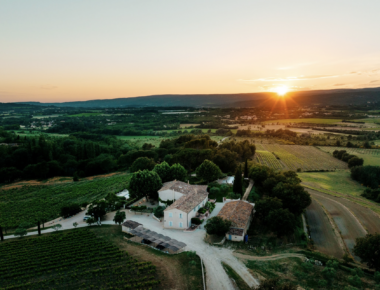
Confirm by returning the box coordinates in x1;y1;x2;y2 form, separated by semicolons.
298;170;365;197
117;135;172;148
222;262;251;290
32;114;62;118
263;118;342;124
13;130;69;138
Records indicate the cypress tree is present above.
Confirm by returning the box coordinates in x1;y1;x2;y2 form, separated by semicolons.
233;166;243;196
244;159;248;178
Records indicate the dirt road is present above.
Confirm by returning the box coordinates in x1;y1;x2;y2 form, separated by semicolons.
234;252;305;261
305;199;345;259
242;179;254;201
307;189;367;261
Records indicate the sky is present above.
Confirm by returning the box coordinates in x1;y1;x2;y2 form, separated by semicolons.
1;0;380;103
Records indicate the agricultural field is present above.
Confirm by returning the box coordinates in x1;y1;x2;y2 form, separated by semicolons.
306;189;367;261
0;173;131;229
179;123;199;128
253;144;347;171
305;200;345;259
263;118;341;124
32;114;62;119
117;135;172;147
0;229;160;290
254;150;283;170
67;112;102;117
13;130;69;138
318;146;380;166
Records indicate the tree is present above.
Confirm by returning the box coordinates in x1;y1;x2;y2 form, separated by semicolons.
233;166;243;196
255;197;283;223
271;183;311;215
73;222;78;228
153;206;165;218
348;157;364;168
14;227;27;238
52;224;62;231
267;209;295;237
212;149;239;173
257;278;297;290
353;233;380;270
113;210;126;225
195;160;222;183
249;165;272;186
170;163;187;182
204;216;232;236
86;217;96;226
244;159;248;177
73;172;79;182
153;161;171;182
128;170;162;200
322;266;337;283
130;157;156;173
60;204;81;218
86;200;107;219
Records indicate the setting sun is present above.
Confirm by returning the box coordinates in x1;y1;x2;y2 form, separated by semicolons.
273;86;289;96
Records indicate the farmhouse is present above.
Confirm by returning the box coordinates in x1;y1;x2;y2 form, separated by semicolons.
217;200;254;242
161;181;208;229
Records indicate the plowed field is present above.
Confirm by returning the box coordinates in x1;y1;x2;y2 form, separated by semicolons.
305;199;345;259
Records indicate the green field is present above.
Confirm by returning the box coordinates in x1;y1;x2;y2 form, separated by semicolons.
318;146;380;166
68;112;102;117
32;114;62;119
0;228;160;290
0;173;131;228
298;170;365;197
353;118;380;124
117;135;225;148
263;118;341;124
12;130;69;138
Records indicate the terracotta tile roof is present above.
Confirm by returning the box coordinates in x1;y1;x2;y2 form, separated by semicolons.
164;189;208;213
159;180;208;195
217;201;254;229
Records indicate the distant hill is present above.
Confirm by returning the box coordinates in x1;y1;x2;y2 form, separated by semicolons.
13;87;380;108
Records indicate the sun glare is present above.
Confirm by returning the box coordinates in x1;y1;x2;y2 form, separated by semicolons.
273;86;289;97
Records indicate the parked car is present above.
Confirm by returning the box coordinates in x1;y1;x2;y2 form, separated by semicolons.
83;216;91;221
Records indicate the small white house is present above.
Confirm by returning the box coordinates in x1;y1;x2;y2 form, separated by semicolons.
161;181;208;230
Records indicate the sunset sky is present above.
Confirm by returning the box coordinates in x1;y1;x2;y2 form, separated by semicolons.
1;0;380;103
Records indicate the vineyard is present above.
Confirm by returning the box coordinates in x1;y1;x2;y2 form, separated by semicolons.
0;174;131;229
318;146;380;156
0;229;160;290
254;144;347;171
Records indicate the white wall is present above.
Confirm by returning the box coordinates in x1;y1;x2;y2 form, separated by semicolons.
164;208;187;229
164;196;208;229
225;233;244;242
158;190;184;206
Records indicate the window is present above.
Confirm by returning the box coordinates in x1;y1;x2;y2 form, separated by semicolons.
169;221;173;227
179;213;182;219
179;222;183;228
169;212;173;217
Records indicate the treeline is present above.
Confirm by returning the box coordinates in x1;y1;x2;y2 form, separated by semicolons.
0;134;133;183
120;135;255;174
351;165;380;203
332;150;364;167
249;164;311;238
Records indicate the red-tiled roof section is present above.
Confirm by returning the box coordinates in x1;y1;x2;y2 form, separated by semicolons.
164;189;208;213
217;201;254;229
159;180;207;195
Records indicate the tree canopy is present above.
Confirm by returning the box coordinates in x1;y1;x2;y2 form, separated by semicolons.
195;160;222;183
130;157;156;173
128;170;162;200
354;233;380;270
204;216;232;236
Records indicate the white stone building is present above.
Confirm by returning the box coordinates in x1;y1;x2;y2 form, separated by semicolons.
159;181;208;229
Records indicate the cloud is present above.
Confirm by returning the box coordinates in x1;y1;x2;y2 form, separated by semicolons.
239;75;339;82
39;85;58;90
369;80;379;83
277;62;316;70
334;83;346;86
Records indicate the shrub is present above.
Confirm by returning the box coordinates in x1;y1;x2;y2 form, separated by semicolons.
60;203;81;218
348;275;362;288
14;227;27;238
191;218;202;225
204;216;231;236
131;205;147;211
153;206;165;218
198;207;207;214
